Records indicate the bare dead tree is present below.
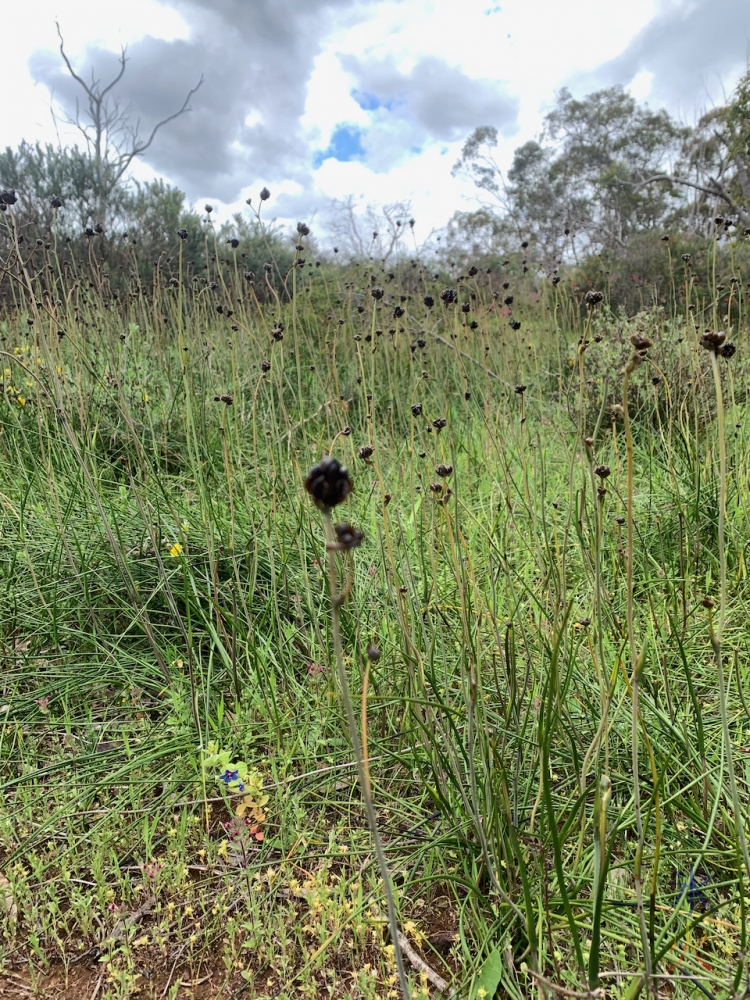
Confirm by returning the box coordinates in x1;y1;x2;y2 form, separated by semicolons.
326;195;418;264
53;21;203;227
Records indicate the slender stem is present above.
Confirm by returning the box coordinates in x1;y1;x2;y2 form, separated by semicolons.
323;513;411;999
622;358;652;987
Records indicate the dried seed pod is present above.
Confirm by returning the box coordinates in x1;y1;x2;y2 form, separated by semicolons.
358;445;374;461
304;457;353;512
411;403;423;416
699;330;725;353
514;384;527;395
435;463;452;477
334;522;364;550
432;417;446;432
371;287;384;300
584;290;604;307
720;342;736;359
594;465;611;479
367;643;381;661
259;187;271;201
429;482;443;494
630;333;653;351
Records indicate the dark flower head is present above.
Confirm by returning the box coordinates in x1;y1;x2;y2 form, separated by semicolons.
423;295;434;308
393;305;405;318
0;189;17;206
515;384;527;394
371;287;384;300
51;196;62;209
429;482;443;494
227;238;239;248
510;320;521;331
439;288;458;306
244;271;255;281
699;331;726;353
358;444;374;461
260;359;271;372
552;275;561;285
177;228;188;241
630;333;653;352
304;456;353;512
681;253;691;263
411;403;422;416
260;187;271;201
85;227;95;238
296;222;310;236
521;241;529;249
719;342;736;359
435;463;452;477
584;290;604;307
205;204;213;214
334;522;364;550
504;295;514;306
432;417;446;431
468;266;478;276
594;465;611;479
367;643;381;661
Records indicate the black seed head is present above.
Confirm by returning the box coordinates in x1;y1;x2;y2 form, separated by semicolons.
304;457;353;512
334;522;364;550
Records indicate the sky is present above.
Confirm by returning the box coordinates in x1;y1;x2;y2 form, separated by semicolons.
2;0;749;240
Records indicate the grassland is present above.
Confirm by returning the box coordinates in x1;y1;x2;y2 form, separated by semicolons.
0;223;749;1000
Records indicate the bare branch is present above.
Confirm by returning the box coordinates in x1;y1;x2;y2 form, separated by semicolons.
634;172;750;225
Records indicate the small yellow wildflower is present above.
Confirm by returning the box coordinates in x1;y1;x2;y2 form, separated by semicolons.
168;542;183;557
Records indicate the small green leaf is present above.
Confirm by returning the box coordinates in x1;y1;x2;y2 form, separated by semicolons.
471;948;504;999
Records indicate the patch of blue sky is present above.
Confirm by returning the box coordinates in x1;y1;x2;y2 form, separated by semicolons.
351;90;397;112
313;124;366;167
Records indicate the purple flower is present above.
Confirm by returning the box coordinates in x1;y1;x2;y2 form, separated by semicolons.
220;769;239;783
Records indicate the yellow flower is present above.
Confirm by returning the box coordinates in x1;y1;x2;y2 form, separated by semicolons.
477;990;488;999
168;542;183;557
16;397;26;406
142;393;150;402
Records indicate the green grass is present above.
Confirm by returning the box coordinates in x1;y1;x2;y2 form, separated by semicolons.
1;224;750;999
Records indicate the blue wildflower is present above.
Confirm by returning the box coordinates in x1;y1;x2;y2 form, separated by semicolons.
220;769;239;783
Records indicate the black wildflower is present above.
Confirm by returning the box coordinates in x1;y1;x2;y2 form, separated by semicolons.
304;457;353;512
334;522;364;550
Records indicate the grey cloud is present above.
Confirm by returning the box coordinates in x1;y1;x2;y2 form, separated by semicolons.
590;0;750;111
28;0;371;201
342;54;519;143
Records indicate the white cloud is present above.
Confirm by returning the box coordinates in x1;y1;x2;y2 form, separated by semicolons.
5;0;744;238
